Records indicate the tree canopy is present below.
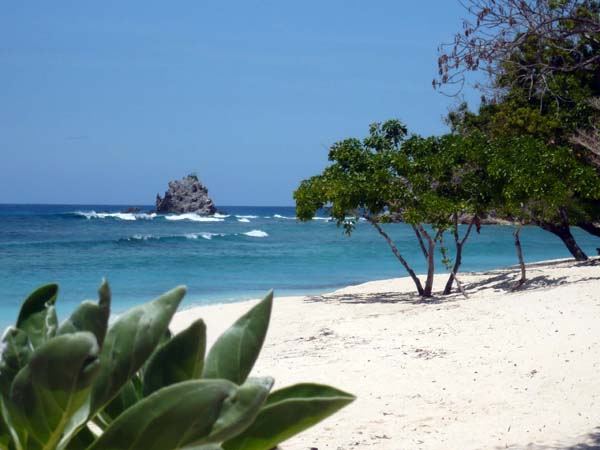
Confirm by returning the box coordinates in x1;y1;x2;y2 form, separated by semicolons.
295;120;490;297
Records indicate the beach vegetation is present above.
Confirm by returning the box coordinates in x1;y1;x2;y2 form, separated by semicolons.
294;120;490;297
437;0;600;262
434;0;600;101
0;281;354;450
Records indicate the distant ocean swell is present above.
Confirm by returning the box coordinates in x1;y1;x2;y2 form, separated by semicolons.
120;230;269;242
67;211;333;222
2;230;271;250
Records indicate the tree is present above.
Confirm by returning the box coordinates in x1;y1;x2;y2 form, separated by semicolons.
486;135;600;261
435;0;600;99
572;97;600;166
401;133;492;295
295;120;488;297
295;120;436;297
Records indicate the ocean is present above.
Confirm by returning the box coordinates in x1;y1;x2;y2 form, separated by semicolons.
1;204;598;328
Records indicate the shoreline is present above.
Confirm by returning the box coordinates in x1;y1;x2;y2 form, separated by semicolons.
175;256;583;314
172;257;600;450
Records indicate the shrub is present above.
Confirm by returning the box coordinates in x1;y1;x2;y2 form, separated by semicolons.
0;281;354;450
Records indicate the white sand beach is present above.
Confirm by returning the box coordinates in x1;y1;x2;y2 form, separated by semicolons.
172;258;600;450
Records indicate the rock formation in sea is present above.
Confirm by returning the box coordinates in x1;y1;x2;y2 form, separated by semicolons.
155;174;217;214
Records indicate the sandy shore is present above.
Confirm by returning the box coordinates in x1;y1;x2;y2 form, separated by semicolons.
172;258;600;450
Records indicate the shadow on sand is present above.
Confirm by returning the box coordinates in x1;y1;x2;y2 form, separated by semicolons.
563;429;600;450
305;259;600;305
507;427;600;449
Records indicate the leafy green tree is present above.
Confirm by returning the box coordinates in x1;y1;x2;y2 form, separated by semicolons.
447;100;600;261
572;97;600;167
438;1;600;257
411;132;493;294
485;135;600;262
295;120;490;297
295;120;437;297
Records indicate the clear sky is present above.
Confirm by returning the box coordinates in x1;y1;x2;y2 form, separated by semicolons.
0;1;480;206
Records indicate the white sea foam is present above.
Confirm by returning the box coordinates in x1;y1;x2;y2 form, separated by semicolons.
75;211;156;221
165;213;224;222
235;215;258;219
200;232;226;240
213;213;230;218
125;234;158;241
313;217;331;221
243;230;269;238
237;218;250;223
183;232;226;240
273;214;296;220
123;232;225;242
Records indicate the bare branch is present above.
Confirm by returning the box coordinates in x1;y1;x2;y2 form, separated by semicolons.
435;0;600;99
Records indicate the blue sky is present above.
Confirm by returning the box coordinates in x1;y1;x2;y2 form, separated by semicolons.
0;1;480;206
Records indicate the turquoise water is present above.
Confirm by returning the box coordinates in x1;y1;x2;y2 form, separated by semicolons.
1;204;598;328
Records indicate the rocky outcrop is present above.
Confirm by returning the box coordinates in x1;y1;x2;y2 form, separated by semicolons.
155;174;216;214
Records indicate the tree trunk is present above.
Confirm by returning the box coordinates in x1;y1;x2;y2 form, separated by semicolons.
416;225;440;298
365;216;425;296
511;224;527;290
443;245;463;295
536;220;588;261
578;222;600;238
443;216;476;296
412;224;429;259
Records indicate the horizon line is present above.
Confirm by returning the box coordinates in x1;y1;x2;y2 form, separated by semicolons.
0;202;297;208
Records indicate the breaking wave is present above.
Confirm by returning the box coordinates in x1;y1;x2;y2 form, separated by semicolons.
119;230;268;242
164;213;224;222
74;211;157;221
243;230;269;238
273;214;296;220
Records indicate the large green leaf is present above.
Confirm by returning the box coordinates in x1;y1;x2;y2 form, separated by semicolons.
89;286;186;415
87;379;267;450
222;383;355;450
184;446;223;450
9;332;101;450
0;396;24;450
100;376;142;424
57;280;111;346
143;318;206;396
16;284;59;348
0;330;31;450
0;413;13;450
203;291;273;384
206;377;273;443
63;425;95;450
0;328;32;397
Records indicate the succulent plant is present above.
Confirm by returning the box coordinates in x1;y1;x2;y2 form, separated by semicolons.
0;281;354;450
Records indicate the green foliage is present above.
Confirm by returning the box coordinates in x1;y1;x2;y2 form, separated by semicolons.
222;383;355;450
485;134;600;223
447;98;600;226
0;283;354;450
295;120;409;228
202;291;272;385
295;120;491;231
16;284;59;348
294;119;493;297
142;318;206;396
